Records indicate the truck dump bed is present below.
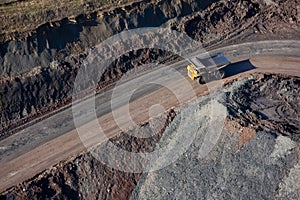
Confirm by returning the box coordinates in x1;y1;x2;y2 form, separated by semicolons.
188;53;230;70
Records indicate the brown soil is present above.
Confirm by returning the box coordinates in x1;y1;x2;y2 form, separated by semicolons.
225;73;300;142
224;119;257;148
1;72;299;199
0;0;300;198
0;0;300;138
0;110;176;199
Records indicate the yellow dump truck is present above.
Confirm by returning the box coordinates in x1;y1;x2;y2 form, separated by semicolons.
187;53;230;84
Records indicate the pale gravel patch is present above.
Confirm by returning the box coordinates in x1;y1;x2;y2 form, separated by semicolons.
131;75;300;200
270;135;297;160
278;162;300;199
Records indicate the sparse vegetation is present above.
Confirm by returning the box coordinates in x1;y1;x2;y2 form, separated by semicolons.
0;0;134;42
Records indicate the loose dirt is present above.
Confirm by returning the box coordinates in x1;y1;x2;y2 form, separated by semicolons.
1;72;299;199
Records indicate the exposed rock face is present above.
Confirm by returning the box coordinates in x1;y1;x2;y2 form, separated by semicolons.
0;110;176;199
1;73;299;199
2;152;141;200
131;73;300;199
0;0;218;136
0;0;299;198
0;0;217;76
132;131;300;199
225;73;300;142
1;0;300;137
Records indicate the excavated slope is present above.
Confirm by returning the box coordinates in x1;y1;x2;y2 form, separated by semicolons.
1;73;299;199
1;0;300;138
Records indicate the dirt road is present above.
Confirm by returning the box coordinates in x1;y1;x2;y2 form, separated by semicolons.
0;41;300;192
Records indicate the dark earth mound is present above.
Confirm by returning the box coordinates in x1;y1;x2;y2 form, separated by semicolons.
1;73;299;199
1;0;300;138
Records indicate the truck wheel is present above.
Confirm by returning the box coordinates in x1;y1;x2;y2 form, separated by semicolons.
219;70;225;78
198;76;206;84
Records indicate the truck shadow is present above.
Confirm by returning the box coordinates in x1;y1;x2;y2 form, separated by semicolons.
222;59;256;78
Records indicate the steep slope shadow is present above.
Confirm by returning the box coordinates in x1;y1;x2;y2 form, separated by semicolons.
222;60;256;78
200;60;256;84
